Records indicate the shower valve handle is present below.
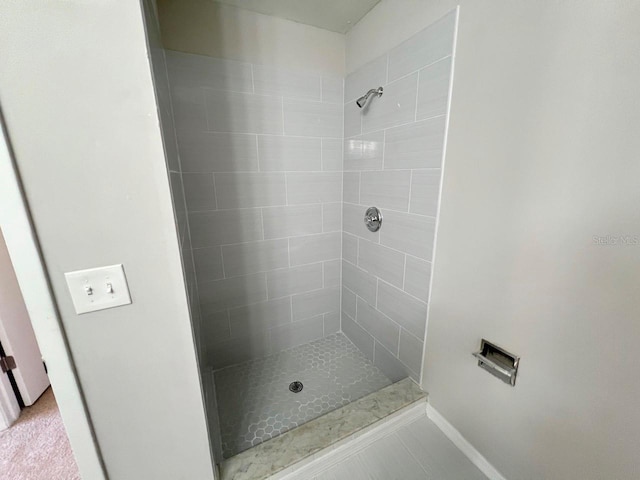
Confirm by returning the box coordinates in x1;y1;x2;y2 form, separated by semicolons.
364;207;382;232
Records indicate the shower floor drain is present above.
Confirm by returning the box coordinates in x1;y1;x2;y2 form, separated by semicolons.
289;381;303;393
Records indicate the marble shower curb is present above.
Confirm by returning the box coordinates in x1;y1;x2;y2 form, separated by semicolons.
219;378;427;480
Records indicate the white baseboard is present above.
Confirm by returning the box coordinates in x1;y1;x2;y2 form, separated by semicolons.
275;400;427;480
426;404;507;480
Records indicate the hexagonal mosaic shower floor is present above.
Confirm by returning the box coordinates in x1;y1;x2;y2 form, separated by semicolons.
213;333;392;458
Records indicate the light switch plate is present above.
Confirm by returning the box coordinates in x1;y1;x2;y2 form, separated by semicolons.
64;264;132;314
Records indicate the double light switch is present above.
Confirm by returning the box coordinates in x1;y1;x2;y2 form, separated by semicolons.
64;264;132;314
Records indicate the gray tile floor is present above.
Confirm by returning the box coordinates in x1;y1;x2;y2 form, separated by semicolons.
213;333;392;458
309;416;488;480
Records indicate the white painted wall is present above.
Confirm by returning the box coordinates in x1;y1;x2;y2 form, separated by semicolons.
350;1;640;479
0;1;214;479
0;123;106;477
157;0;345;75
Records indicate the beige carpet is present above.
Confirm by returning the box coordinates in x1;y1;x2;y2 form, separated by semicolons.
0;388;80;480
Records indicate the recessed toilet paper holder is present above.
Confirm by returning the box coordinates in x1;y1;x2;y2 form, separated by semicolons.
473;339;520;386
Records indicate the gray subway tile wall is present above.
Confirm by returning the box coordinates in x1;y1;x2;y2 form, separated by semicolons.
167;49;344;369
148;46;204;364
323;259;342;287
166;8;456;374
177;131;259;172
341;10;456;382
257;136;321;172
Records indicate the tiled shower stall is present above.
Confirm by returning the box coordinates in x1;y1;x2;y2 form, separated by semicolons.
149;5;457;462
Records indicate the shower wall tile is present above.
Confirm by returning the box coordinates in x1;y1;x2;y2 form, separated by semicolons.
262;204;322;239
177;131;258;173
170;172;187;245
341;314;374;361
321;76;344;104
356;298;399;354
228;297;292;337
289;232;341;266
342;261;377;305
286;172;342;205
283;99;343;137
343;203;378;241
257;136;321;172
343;172;360;204
152;47;203;369
221;239;289;277
201;310;231;345
182;173;216;211
384;117;446;170
270;315;324;352
398;330;424;377
345;55;388;103
267;263;323;299
380;211;436;260
193;246;224;283
252;64;321;100
208;332;271;370
160;107;181;172
205;89;284;134
199;273;267;313
323;312;340;335
171;86;207;132
342;233;358;265
321;138;343;171
404;256;432;303
343;131;384;171
214;172;286;209
167;51;253;93
291;286;340;321
341;287;357;320
189;209;263;248
344;101;362;138
387;10;456;82
416;57;452;121
410;169;441;216
360;170;411;211
341;10;457;381
374;342;409;383
357;240;405;289
377;280;427;339
361;73;418;134
322;203;342;233
323;259;341;287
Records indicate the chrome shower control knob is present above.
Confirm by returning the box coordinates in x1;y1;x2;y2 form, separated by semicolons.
364;207;382;232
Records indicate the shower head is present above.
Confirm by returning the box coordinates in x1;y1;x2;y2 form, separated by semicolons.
356;87;383;108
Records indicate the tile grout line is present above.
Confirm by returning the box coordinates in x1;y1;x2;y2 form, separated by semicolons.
414;70;421;122
342;201;437;219
343;53;452;104
281;97;286;135
343;258;429;306
219;245;226;280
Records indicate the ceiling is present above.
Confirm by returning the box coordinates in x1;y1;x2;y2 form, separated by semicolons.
212;0;381;34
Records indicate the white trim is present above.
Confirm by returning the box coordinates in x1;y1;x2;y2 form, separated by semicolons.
0;369;20;431
274;401;426;480
426;404;508;480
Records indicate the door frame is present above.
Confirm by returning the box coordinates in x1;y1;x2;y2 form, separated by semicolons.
0;114;107;479
0;339;20;430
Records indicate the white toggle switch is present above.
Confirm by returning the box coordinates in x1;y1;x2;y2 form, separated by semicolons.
64;264;132;314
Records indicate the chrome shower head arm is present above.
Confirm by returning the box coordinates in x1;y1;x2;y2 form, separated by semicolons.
356;86;384;108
